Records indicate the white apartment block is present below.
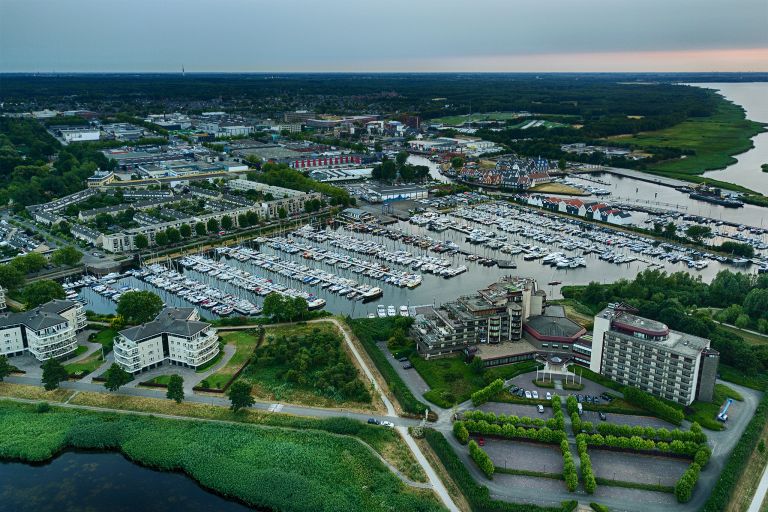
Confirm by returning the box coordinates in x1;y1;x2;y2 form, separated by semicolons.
0;299;86;361
0;287;6;310
113;307;219;374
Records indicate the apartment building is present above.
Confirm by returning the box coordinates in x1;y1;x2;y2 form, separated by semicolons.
113;307;219;374
0;287;6;310
0;299;86;361
412;276;543;358
590;304;719;405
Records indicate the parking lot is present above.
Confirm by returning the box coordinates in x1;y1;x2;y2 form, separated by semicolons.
478;438;563;473
580;410;673;428
589;449;689;486
478;401;553;419
493;472;566;494
506;371;615;402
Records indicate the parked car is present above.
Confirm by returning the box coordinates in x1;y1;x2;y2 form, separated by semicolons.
545;392;552;400
517;389;525;397
599;412;607;421
577;394;584;403
537;405;544;413
593;397;601;404
397;356;409;362
368;418;380;425
510;385;519;393
402;362;413;369
524;390;532;399
380;421;395;428
478;437;485;446
531;390;539;399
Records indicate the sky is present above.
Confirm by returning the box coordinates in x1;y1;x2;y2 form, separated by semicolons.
1;0;767;72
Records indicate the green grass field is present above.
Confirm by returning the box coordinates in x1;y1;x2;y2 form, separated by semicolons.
610;100;765;176
64;351;104;378
201;330;261;389
0;401;440;512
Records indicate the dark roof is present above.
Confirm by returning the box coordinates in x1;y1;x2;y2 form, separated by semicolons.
525;314;586;341
0;299;78;331
119;307;209;343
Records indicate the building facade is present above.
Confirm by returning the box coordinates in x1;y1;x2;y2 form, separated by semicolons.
412;277;542;359
114;307;219;374
0;299;86;361
590;304;719;405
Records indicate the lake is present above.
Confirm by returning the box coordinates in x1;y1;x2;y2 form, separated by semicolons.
0;451;252;512
693;82;768;195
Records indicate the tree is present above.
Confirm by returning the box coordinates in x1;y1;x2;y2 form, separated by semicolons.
207;218;219;233
262;292;284;320
374;142;383;152
221;215;233;230
237;213;249;228
451;157;464;169
228;381;254;411
154;230;169;246
134;234;149;250
278;207;287;219
166;374;185;403
685;225;712;243
558;157;567;171
179;224;192;238
165;227;181;244
50;246;83;267
0;355;13;381
744;288;768;320
395;151;409;167
22;279;65;308
0;265;25;290
117;290;164;324
195;222;207;236
103;363;132;391
663;222;677;239
41;358;68;391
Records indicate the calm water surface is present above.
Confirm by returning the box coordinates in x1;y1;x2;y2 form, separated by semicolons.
693;82;768;195
0;451;252;512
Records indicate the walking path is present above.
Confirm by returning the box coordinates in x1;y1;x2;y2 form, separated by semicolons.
747;462;768;512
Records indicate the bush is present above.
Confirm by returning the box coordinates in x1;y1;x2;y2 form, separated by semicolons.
590;503;610;512
471;378;504;406
622;387;684;425
469;440;495;479
694;445;711;467
674;462;701;503
462;418;566;444
594;422;705;443
561;440;578;492
576;436;596;494
453;421;469;444
34;402;50;413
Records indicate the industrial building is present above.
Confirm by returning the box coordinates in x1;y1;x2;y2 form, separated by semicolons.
590;304;719;405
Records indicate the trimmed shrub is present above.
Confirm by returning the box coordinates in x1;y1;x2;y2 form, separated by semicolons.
471;378;505;406
622;387;684;425
694;445;711;467
453;421;469;445
469;440;495;479
674;462;701;503
561;439;578;492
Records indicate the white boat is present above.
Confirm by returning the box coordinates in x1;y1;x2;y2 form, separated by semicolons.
399;306;409;317
377;305;387;318
387;305;396;317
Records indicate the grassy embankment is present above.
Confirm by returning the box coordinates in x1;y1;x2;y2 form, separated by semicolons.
0;401;438;512
610;98;768;203
63;328;116;378
0;382;426;484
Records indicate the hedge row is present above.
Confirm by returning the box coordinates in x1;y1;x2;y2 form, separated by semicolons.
701;390;768;512
694;445;711;467
423;429;569;512
461;410;562;431
582;433;700;457
576;435;596;494
622;387;684;425
571;412;593;436
594;421;705;443
453;421;469;445
462;419;567;444
674;462;701;503
469;439;495;479
561;440;578;492
471;378;505;406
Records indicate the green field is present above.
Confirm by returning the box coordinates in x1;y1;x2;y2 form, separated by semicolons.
430;111;523;125
64;351;104;378
610;100;766;176
687;384;744;431
0;401;440;512
201;330;261;389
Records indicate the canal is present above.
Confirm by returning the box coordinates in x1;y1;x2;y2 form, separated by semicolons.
0;451;252;512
